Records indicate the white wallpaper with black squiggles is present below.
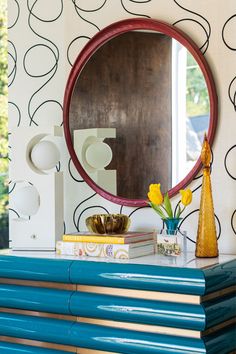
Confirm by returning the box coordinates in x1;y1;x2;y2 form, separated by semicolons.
8;0;236;253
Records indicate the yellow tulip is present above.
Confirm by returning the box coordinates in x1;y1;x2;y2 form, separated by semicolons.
180;189;192;206
147;184;163;205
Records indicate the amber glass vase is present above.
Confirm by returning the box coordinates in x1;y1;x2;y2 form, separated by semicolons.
195;135;219;258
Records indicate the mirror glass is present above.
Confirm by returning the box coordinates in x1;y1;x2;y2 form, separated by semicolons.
69;31;210;200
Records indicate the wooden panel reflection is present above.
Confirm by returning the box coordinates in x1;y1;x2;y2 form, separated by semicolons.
70;31;172;198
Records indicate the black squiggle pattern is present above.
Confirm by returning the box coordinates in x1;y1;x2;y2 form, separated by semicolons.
27;0;63;22
224;145;236;180
8;41;17;87
179;209;221;243
9;208;20;218
71;0;106;32
8;181;16;194
119;205;124;214
191;183;202;194
173;201;181;217
228;77;236;111
173;0;211;54
128;206;149;218
129;0;151;3
137;207;165;230
24;44;58;77
231;210;236;235
68;0;112;232
121;0;150;18
8;102;21;127
25;0;63;126
67;36;90;67
222;15;236;111
73;192;97;230
222;15;236;51
56;161;61;172
8;0;20;29
68;158;85;182
72;0;108;13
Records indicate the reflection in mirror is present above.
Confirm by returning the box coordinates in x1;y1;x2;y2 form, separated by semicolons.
172;40;209;185
69;31;209;200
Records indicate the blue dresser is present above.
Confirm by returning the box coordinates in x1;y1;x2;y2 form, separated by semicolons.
0;252;235;353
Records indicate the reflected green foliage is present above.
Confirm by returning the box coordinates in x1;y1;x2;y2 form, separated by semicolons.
0;0;8;248
186;52;210;117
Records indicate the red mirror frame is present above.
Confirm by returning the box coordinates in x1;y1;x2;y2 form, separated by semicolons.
63;18;218;207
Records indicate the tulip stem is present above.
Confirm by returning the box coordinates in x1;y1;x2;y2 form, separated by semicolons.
179;206;186;217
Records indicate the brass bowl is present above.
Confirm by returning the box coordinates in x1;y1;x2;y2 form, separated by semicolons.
86;214;131;234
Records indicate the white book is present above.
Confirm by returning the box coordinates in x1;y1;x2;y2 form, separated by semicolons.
56;240;154;259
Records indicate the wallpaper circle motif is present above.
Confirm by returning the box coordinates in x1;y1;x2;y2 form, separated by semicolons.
121;0;151;18
224;145;236;180
10;0;236;251
173;0;211;54
68;158;85;183
231;210;236;235
27;0;63;22
8;41;17;87
72;0;105;31
25;0;62;126
179;209;221;243
8;0;20;29
222;15;236;51
67;36;91;67
8;102;21;128
228;77;236;111
72;0;108;12
23;44;57;77
222;15;236;111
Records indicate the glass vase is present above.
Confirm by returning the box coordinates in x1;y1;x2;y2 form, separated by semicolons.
163;217;181;235
156;230;186;257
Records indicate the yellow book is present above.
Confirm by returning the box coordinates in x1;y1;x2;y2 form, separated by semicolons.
62;232;154;244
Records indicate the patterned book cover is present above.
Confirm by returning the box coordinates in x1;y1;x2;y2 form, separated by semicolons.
56;240;155;259
62;231;154;244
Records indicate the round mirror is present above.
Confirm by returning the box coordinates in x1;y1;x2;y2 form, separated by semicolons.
63;18;217;207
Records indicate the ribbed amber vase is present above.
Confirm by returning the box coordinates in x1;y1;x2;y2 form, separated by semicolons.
195;135;219;258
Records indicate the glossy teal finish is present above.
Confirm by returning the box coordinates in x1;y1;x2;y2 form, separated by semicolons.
0;284;72;314
70;261;206;295
0;256;72;283
203;259;236;294
0;312;73;345
69;321;206;353
203;293;236;329
0;312;235;353
0;284;234;331
70;291;206;330
0;341;73;354
0;256;235;296
0;256;235;353
0;312;206;353
204;324;236;354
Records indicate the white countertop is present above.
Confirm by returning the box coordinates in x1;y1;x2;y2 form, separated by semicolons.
1;249;235;269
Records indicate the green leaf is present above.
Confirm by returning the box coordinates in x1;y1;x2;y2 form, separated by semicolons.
149;202;167;219
164;193;173;218
175;204;182;218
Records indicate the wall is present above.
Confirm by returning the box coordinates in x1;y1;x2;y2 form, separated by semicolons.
8;0;236;254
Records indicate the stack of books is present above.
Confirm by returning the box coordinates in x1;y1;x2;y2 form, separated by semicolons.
56;231;155;259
